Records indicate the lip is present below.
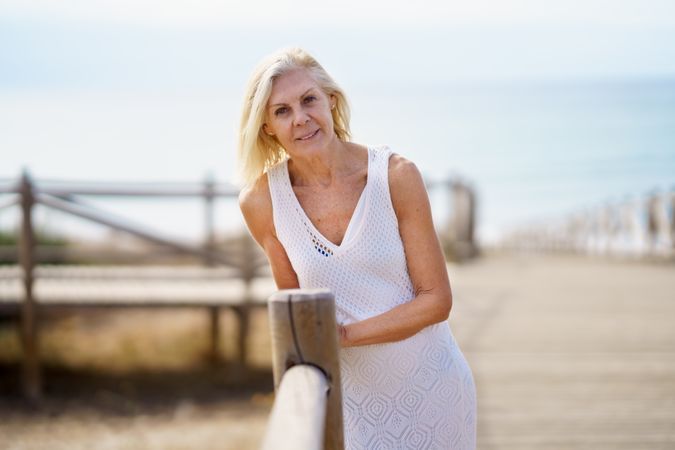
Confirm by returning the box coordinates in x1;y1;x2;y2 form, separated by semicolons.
296;129;319;141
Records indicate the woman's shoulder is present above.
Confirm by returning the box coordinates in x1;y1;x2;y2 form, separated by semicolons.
238;173;274;242
383;149;423;188
385;150;429;216
238;173;271;211
388;151;417;175
366;145;424;197
368;145;418;177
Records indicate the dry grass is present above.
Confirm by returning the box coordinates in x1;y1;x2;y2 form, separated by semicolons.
1;308;273;371
0;308;275;450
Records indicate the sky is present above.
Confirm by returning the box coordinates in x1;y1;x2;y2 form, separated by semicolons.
3;0;675;27
1;0;674;242
3;0;675;91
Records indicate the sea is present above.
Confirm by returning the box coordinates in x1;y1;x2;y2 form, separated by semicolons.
1;78;674;245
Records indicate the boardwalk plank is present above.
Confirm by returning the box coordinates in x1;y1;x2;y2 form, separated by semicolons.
449;254;675;449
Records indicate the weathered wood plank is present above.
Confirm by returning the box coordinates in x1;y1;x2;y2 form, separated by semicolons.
261;365;329;450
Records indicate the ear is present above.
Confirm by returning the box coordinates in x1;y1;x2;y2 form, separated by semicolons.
330;95;336;110
262;123;275;136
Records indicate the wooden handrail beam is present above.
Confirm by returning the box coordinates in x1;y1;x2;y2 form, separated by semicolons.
35;192;239;268
261;365;330;450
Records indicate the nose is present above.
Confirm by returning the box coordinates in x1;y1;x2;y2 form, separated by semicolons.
292;109;310;126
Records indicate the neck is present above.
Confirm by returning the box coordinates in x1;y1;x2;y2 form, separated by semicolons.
288;140;361;188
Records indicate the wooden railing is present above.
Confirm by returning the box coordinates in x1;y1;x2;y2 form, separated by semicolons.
0;171;270;401
499;189;675;259
262;290;344;450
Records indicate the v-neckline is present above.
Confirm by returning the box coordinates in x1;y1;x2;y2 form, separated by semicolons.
284;147;372;253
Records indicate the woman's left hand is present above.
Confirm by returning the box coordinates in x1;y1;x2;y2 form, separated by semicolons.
337;323;349;347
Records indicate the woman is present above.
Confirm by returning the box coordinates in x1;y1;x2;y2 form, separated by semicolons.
238;47;476;449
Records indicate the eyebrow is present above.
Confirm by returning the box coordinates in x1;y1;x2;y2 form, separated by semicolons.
268;88;316;109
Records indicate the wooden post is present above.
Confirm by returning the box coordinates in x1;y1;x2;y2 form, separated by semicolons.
208;305;220;363
267;289;344;450
203;174;220;362
647;193;659;254
670;190;675;252
203;173;216;266
466;184;476;253
234;305;249;366
19;170;41;401
447;180;477;260
235;234;257;366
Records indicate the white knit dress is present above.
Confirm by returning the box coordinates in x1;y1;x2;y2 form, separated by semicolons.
267;146;477;450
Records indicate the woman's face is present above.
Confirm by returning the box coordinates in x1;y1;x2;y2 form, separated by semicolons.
263;68;337;157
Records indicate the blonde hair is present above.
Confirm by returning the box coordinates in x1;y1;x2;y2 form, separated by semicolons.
237;47;351;186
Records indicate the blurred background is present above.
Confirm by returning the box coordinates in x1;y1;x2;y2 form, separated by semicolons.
1;1;674;449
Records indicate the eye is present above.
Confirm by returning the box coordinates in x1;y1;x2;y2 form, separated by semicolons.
303;95;317;104
274;107;288;116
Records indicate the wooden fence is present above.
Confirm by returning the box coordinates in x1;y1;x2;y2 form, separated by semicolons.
0;171;270;401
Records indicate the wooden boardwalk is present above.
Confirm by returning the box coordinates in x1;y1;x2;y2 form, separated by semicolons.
1;254;674;449
448;253;675;450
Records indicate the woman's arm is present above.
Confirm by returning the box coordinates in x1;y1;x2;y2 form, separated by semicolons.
239;176;300;290
340;154;452;347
